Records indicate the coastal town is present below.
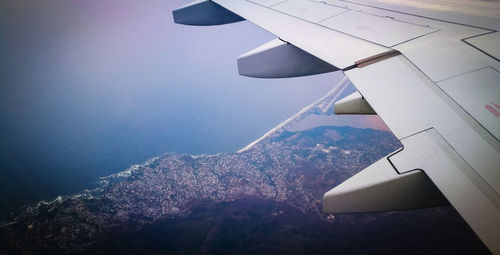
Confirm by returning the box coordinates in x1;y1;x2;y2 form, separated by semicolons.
0;90;485;254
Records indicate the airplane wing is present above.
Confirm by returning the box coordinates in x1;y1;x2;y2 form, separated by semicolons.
172;0;500;252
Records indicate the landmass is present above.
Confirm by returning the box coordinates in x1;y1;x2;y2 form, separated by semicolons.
0;85;488;254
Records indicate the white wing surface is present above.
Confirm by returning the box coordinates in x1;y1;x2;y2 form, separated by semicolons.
173;0;500;252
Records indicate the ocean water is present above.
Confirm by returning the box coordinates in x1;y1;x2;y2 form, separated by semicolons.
0;0;342;218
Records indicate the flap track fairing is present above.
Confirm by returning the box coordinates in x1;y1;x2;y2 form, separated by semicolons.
173;0;244;26
323;155;448;213
237;38;338;78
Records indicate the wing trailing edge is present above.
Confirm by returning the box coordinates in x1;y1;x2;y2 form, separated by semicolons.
390;129;500;253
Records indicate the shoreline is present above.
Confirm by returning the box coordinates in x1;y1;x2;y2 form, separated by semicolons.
238;77;349;153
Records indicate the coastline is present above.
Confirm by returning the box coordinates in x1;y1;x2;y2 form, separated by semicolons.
238;77;349;153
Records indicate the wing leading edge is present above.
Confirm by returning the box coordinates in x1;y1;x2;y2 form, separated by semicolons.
173;0;500;253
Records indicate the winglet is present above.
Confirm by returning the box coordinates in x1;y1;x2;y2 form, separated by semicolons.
173;0;244;26
323;155;448;213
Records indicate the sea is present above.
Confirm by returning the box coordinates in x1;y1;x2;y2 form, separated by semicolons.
0;0;341;219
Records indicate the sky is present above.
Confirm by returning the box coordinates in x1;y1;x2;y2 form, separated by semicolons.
0;0;388;218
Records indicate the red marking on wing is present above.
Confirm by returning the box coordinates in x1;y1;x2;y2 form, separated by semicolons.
492;102;500;111
485;104;500;117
